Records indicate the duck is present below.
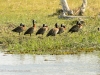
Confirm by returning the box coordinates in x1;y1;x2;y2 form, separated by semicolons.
36;24;48;35
68;21;82;33
57;24;66;34
12;23;25;35
24;20;36;37
46;23;59;37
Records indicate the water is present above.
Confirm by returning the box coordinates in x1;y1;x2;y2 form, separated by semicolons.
0;51;100;75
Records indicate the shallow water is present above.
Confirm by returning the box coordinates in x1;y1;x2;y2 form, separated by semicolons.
0;51;100;75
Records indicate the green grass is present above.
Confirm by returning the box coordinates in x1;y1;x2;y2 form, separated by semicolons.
0;0;100;54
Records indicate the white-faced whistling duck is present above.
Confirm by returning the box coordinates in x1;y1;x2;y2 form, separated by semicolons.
57;24;66;34
12;23;25;35
46;23;59;37
36;24;48;35
68;21;82;33
24;20;36;37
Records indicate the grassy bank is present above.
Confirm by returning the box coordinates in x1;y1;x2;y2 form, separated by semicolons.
0;0;100;54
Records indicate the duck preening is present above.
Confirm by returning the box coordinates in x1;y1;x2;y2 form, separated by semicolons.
68;21;82;33
36;24;48;35
46;23;59;37
12;23;25;35
24;20;36;37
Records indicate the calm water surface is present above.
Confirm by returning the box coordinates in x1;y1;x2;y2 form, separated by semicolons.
0;51;100;75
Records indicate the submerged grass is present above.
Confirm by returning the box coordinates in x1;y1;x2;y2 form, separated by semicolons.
0;0;100;54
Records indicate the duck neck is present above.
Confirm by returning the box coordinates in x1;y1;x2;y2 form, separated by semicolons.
55;23;58;28
33;20;35;25
33;24;35;27
43;24;45;27
33;20;36;27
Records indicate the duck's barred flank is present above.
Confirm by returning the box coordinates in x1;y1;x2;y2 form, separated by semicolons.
46;23;59;37
36;24;48;35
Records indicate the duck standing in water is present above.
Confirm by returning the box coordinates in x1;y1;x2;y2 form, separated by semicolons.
24;20;36;37
46;23;59;37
